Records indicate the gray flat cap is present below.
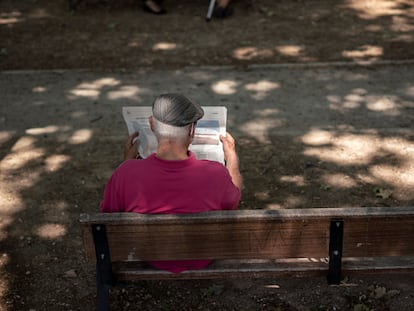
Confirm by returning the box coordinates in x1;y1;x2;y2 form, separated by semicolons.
152;93;204;126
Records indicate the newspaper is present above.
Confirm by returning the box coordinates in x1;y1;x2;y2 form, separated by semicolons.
122;106;227;164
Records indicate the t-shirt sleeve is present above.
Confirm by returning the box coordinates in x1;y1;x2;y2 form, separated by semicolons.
221;173;241;210
100;171;123;213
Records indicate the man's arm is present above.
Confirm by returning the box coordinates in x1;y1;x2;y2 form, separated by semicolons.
220;132;243;191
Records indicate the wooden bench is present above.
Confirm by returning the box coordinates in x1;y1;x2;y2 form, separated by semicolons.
80;207;414;310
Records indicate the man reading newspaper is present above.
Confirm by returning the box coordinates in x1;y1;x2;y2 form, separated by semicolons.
100;93;242;273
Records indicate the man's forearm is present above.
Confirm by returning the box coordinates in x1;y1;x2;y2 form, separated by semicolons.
226;155;243;191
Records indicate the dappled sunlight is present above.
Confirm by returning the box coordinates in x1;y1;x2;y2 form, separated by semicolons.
301;129;332;146
0;187;24;239
275;45;305;57
152;42;179;51
239;108;285;143
232;45;314;62
244;80;280;100
343;0;412;19
254;190;271;201
232;47;274;60
406;85;414;96
68;77;121;100
107;85;146;100
303;131;381;165
35;223;66;239
371;163;414;188
32;86;48;93
322;173;357;189
44;154;71;172
302;130;414;196
1;136;45;171
211;80;239;95
328;88;403;115
128;39;143;48
0;11;23;26
0;253;10;309
254;108;281;117
266;203;283;210
0;131;15;144
68;129;92;145
282;195;306;208
366;96;399;114
240;118;286;144
0;215;13;240
280;175;306;187
342;45;383;62
26;125;60;135
391;15;414;32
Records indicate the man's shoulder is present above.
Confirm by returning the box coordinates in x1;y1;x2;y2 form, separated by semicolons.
117;159;148;170
194;159;227;173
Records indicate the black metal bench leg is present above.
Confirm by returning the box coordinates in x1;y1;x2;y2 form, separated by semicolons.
92;224;113;311
327;219;344;285
97;266;111;311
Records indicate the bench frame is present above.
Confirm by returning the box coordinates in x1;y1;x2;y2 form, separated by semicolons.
80;207;414;310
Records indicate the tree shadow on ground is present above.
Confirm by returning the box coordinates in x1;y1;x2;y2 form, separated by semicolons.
1;63;413;309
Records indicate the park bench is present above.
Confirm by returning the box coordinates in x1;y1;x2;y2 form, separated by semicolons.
80;206;414;310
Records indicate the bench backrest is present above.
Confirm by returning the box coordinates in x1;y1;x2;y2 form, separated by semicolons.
80;207;414;262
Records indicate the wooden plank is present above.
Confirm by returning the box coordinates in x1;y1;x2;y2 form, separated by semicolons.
80;207;414;262
113;259;330;280
79;207;414;225
111;257;414;281
82;218;331;261
343;216;414;257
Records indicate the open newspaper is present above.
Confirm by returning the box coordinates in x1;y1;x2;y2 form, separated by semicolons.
122;106;227;164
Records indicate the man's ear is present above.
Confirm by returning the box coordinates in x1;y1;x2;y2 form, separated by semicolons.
189;122;197;137
149;116;154;131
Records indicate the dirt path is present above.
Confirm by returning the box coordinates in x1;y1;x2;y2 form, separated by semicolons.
1;0;414;70
1;0;414;310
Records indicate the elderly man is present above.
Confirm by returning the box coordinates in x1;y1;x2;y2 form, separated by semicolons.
100;93;242;273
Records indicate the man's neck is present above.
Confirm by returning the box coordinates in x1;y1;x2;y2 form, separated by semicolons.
156;141;189;161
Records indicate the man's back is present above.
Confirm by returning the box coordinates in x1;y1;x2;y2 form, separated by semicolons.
100;152;240;214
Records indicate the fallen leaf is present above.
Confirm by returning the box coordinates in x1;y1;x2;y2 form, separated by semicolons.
320;184;331;191
385;289;400;299
64;269;77;278
373;188;392;199
371;286;387;299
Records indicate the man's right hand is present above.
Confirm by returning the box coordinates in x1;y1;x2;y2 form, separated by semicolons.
124;132;140;161
220;132;243;190
220;132;237;162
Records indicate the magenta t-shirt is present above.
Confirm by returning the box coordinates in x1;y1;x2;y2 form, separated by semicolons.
100;152;240;273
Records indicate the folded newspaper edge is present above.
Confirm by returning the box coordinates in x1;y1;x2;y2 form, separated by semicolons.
122;106;227;165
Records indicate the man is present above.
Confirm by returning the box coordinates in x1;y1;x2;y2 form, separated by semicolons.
100;93;242;273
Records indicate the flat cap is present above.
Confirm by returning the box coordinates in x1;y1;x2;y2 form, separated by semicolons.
152;93;204;126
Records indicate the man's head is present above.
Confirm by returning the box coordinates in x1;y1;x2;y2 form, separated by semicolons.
151;93;204;141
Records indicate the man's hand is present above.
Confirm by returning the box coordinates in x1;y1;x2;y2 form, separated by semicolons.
220;132;243;190
220;132;237;162
124;132;140;161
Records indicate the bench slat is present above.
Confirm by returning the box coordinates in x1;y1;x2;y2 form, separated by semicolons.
112;257;414;281
80;207;414;262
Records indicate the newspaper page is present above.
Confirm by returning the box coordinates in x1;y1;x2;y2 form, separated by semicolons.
122;106;227;164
